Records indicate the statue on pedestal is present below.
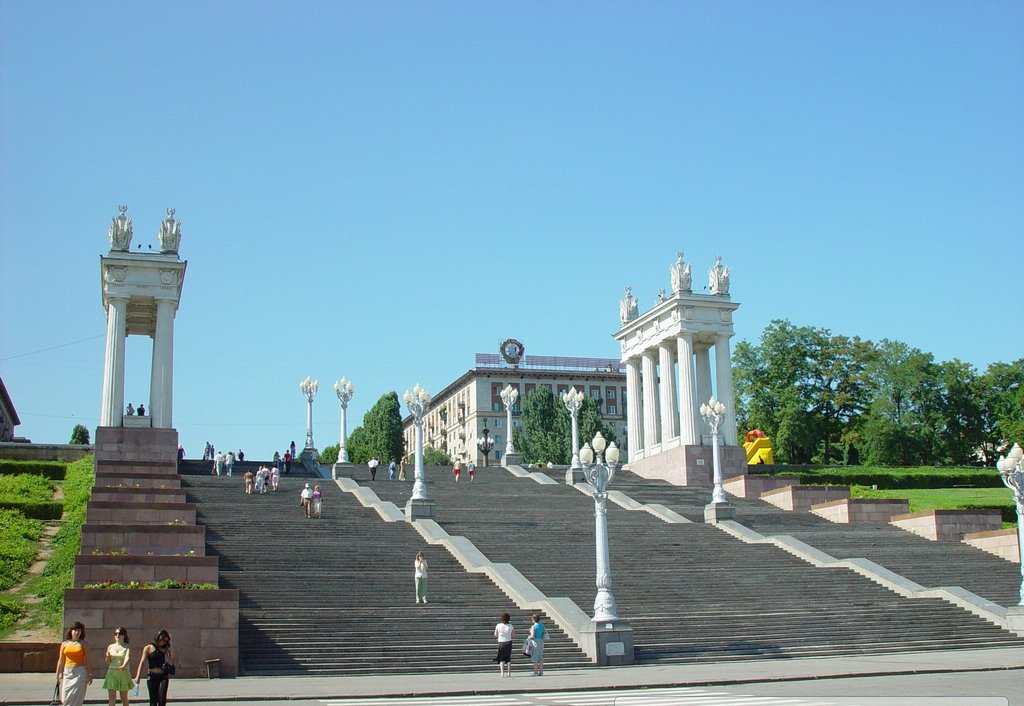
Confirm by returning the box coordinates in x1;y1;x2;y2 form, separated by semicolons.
619;285;639;325
108;205;133;252
670;250;692;293
158;208;181;254
708;255;731;296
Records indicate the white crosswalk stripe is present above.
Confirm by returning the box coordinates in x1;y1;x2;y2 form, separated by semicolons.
320;686;839;706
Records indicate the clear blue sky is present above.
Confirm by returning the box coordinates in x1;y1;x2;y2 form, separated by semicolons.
2;1;1021;459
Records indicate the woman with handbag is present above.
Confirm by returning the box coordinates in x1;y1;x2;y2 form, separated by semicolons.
134;629;175;706
55;621;92;706
528;613;546;676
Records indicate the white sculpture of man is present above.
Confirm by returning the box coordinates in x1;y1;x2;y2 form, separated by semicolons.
108;205;133;251
709;255;731;296
670;250;692;293
158;208;181;254
619;286;639;324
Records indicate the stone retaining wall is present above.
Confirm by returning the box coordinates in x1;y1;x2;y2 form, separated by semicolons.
723;474;799;499
90;487;188;504
86;500;196;525
890;509;1003;541
760;485;850;512
963;528;1020;562
79;523;206;556
810;498;910;523
94;472;182;489
64;588;239;678
74;555;220;587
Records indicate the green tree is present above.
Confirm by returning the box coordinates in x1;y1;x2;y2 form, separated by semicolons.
513;388;616;465
977;359;1024;462
357;392;405;463
345;426;372;465
69;424;90;445
318;444;340;465
422;446;451;466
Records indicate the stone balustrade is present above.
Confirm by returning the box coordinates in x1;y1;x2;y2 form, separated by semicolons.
962;528;1020;562
889;509;1003;542
810;497;910;524
760;484;850;512
723;474;799;499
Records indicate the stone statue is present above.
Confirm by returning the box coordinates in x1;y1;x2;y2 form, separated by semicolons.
619;285;639;325
656;288;667;304
108;205;133;251
708;255;731;296
670;250;692;293
158;208;181;254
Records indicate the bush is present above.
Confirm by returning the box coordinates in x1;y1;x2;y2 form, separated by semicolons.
0;501;63;520
0;509;43;591
0;474;55;503
37;456;93;629
0;461;66;481
751;465;1004;489
0;597;22;634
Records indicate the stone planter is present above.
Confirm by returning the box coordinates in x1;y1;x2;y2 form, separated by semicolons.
74;555;219;588
64;588;239;678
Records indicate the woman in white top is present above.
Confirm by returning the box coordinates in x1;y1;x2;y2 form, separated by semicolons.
493;612;515;678
414;552;428;604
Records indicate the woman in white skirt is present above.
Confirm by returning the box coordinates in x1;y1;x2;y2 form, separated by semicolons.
56;621;93;706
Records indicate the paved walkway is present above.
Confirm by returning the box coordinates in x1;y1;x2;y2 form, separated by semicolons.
2;646;1021;704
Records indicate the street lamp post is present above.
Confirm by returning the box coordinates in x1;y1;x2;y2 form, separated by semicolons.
403;383;436;520
477;427;494;467
996;443;1024;606
562;387;584;484
700;396;735;522
333;377;354;470
578;432;634;665
500;384;519;464
299;376;319;463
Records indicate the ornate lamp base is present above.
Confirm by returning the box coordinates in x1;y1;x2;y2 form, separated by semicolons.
405;497;437;521
1007;606;1024;637
331;461;353;479
502;452;520;468
581;619;634;666
704;500;736;523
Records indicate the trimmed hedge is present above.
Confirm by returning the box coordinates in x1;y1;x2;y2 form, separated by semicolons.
0;460;67;480
0;500;63;520
750;465;1003;489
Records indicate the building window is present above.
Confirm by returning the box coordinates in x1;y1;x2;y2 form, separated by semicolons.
493;402;502;412
607;388;616;400
607;405;617;415
493;419;503;429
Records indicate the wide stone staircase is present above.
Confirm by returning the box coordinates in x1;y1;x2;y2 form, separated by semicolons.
365;464;1024;664
610;471;1023;608
181;471;590;675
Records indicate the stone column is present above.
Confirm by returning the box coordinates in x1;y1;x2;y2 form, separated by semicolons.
641;351;659;449
715;333;738;445
625;358;643;460
675;333;697;445
149;298;176;429
658;343;678;443
100;296;128;427
694;346;712;441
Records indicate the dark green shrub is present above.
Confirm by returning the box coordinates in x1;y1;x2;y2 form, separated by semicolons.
0;461;67;481
0;501;63;520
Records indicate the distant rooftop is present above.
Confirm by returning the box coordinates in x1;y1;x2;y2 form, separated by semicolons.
474;353;624;373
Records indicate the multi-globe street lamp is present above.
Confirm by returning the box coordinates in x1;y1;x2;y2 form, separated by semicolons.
996;443;1024;606
477;427;494;467
299;376;319;457
403;383;434;519
699;396;735;522
333;377;354;464
580;431;621;622
500;384;519;459
562;386;585;483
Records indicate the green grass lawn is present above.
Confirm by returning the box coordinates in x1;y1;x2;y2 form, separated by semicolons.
850;485;1016;527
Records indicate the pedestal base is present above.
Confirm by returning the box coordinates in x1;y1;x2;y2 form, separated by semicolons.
405;497;437;521
581;619;634;666
1007;605;1024;636
502;453;520;468
332;462;353;479
704;501;736;523
565;466;585;485
300;447;319;463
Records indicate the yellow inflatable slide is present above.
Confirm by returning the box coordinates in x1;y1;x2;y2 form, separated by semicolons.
744;429;774;465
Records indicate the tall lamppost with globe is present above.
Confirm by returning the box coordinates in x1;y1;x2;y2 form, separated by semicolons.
579;431;634;664
500;384;520;465
700;396;735;522
403;383;436;520
562;387;585;484
299;376;319;463
332;377;354;475
477;427;494;467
